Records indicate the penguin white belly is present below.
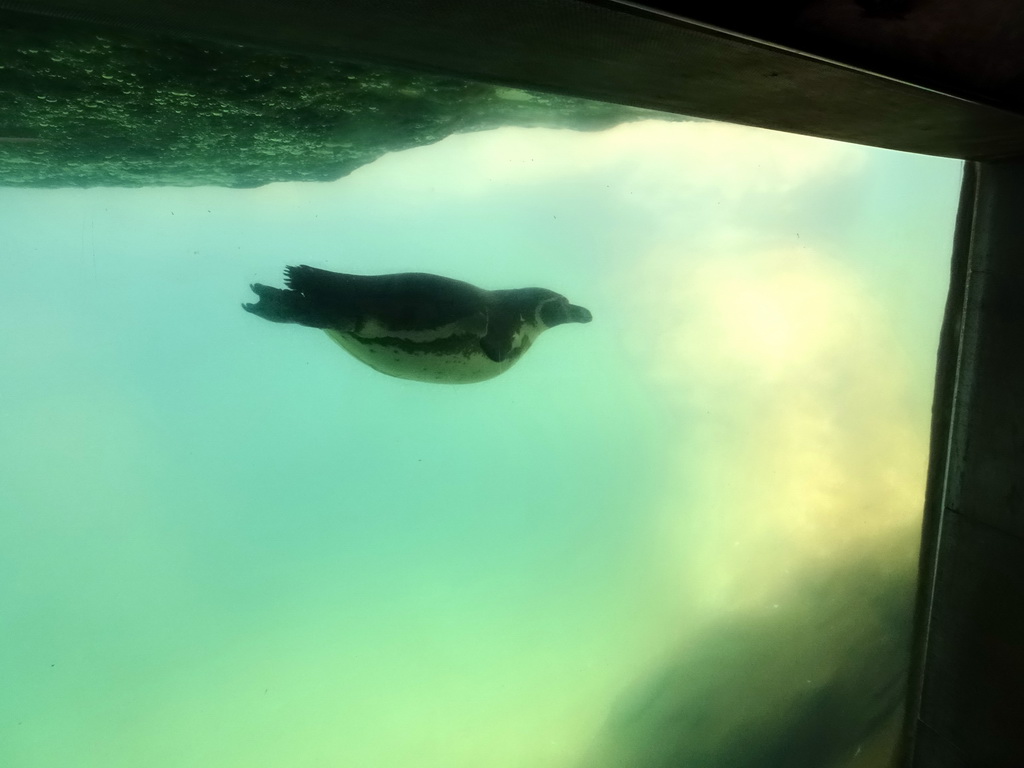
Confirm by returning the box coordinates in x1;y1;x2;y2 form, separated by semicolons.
324;329;516;384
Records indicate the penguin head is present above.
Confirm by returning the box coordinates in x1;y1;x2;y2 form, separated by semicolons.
536;290;593;327
526;289;593;329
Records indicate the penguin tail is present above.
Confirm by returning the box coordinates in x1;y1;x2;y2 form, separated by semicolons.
243;283;328;328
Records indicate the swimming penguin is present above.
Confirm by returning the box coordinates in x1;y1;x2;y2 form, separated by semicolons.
243;265;592;384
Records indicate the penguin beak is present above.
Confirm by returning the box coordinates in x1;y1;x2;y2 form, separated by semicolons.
568;304;593;324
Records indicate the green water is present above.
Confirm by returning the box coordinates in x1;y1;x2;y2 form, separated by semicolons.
1;120;961;767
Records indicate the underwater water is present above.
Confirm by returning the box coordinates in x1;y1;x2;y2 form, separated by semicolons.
0;119;961;768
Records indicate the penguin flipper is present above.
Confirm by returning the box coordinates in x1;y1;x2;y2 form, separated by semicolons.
479;329;515;363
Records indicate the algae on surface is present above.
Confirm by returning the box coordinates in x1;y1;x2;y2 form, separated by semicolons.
0;12;658;188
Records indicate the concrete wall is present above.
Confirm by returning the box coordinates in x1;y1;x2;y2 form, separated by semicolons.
905;160;1024;766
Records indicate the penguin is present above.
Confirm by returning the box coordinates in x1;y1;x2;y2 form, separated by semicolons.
242;265;592;384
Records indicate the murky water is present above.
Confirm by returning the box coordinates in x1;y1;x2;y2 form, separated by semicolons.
0;107;961;766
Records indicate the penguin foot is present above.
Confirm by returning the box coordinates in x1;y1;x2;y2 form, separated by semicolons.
249;282;279;299
243;283;304;324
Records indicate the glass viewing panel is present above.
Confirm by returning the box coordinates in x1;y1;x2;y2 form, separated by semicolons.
0;14;962;768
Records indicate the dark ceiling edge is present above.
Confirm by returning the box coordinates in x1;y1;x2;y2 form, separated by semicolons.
4;0;1024;158
601;0;1024;114
599;0;997;104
